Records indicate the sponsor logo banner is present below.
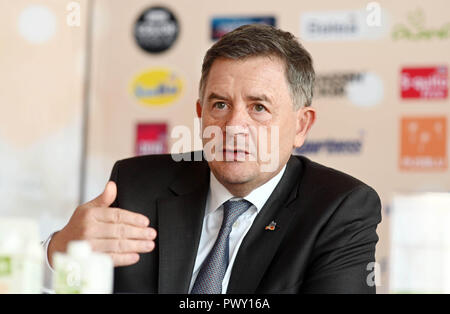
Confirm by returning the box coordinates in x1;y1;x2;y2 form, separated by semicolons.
134;6;179;53
211;16;276;40
401;66;448;99
131;68;183;107
400;117;447;170
392;8;450;41
300;9;388;41
315;72;383;107
135;123;168;156
294;135;364;155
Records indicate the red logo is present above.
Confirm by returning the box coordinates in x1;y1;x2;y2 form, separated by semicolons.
135;123;168;156
401;66;448;99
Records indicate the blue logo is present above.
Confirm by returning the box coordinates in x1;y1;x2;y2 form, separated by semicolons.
211;16;276;40
294;137;364;155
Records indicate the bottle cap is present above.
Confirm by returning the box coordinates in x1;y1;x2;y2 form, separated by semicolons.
67;241;92;259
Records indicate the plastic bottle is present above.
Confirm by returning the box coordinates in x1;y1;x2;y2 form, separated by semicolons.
53;240;113;294
0;218;43;294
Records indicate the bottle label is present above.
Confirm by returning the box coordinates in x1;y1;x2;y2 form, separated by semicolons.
0;256;12;276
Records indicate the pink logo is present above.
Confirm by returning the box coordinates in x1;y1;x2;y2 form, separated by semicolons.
135;123;168;156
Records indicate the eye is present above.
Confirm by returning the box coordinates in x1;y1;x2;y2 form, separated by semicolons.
254;104;267;112
213;102;227;110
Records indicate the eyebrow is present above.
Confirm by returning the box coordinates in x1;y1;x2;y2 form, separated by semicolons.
245;94;271;103
206;92;230;102
206;92;272;103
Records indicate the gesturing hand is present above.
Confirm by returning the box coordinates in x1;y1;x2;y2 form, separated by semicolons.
48;181;157;267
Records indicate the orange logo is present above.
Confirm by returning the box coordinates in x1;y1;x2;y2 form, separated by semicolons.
400;117;447;170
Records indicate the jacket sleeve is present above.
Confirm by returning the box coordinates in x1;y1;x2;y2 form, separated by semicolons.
300;185;382;294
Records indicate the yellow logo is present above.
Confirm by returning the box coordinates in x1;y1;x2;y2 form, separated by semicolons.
131;68;183;107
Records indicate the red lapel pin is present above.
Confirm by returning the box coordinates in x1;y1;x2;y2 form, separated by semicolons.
265;221;277;231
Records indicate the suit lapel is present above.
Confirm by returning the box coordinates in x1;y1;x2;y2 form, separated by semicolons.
226;156;304;293
157;160;210;293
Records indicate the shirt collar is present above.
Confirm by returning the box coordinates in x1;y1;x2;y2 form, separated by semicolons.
206;165;287;216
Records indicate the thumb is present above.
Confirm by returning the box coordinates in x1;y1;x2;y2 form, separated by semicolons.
88;181;117;208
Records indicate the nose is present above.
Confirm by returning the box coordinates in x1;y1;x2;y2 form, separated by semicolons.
225;102;250;131
223;103;251;150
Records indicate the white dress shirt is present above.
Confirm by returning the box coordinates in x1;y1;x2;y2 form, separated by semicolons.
43;165;286;294
189;166;286;293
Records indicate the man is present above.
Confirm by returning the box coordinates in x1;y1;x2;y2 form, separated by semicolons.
46;24;381;293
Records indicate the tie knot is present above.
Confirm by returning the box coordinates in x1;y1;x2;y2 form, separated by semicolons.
222;199;253;229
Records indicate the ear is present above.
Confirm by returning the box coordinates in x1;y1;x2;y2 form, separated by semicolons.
294;106;316;148
196;100;202;118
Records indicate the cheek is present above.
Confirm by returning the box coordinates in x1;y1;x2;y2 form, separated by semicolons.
278;125;298;159
201;114;217;133
252;123;294;157
202;109;227;128
250;111;272;123
201;117;226;150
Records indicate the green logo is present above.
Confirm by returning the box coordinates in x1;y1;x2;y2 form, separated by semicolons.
0;256;12;277
392;8;450;40
53;261;89;294
54;268;82;294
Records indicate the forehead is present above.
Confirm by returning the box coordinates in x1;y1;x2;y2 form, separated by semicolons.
204;56;290;97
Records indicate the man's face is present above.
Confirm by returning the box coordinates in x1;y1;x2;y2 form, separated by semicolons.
197;56;315;195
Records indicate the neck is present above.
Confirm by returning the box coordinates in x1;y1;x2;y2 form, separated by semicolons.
222;182;262;198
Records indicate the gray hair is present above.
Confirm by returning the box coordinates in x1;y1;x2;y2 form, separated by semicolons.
199;24;315;109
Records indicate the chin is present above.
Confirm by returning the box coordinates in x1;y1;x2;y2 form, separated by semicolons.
210;160;260;185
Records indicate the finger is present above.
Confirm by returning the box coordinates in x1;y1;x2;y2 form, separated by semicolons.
93;223;157;240
86;181;117;208
94;207;149;227
90;239;155;254
110;253;140;267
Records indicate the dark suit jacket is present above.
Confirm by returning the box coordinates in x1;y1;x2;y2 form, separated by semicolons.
110;152;381;294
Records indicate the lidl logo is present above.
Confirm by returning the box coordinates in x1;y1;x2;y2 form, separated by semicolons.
131;68;183;107
400;117;447;170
